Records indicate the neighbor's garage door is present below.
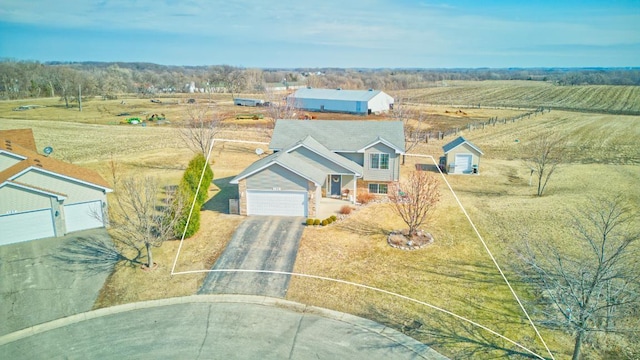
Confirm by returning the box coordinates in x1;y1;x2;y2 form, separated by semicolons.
0;208;55;245
246;191;307;217
454;154;473;174
64;200;104;233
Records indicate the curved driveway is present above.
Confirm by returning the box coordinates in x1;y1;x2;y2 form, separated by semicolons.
0;295;448;360
199;217;305;298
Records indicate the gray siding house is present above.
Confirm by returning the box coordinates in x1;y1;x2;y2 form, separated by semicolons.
287;88;394;115
0;129;112;246
231;120;405;217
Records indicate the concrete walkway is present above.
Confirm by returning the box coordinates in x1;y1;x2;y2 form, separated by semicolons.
199;216;305;298
0;295;448;360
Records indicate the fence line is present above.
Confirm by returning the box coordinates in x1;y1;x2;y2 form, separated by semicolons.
410;107;551;143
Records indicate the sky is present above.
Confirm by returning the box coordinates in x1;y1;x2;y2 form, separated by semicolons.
0;0;638;68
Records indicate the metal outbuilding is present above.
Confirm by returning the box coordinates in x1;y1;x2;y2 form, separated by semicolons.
287;88;394;115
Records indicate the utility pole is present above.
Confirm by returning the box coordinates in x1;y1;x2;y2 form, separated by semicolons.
78;84;82;112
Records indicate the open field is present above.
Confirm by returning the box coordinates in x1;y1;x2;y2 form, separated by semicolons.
396;80;640;114
1;81;639;359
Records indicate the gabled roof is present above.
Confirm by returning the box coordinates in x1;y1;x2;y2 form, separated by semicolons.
0;129;37;152
230;150;327;186
0;180;67;200
290;88;391;102
0;130;112;191
443;136;484;155
270;120;405;154
287;136;363;176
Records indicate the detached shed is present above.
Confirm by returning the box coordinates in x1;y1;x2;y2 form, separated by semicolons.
442;136;483;174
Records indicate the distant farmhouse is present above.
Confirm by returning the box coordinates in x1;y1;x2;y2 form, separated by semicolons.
0;129;112;246
287;88;394;115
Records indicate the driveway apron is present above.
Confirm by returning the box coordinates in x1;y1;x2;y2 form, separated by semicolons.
198;217;305;298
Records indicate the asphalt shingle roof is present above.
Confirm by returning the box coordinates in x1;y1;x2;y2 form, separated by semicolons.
230;150;327;185
442;136;484;155
270;120;405;153
0;130;112;190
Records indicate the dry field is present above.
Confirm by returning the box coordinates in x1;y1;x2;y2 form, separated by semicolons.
1;81;638;359
395;80;640;114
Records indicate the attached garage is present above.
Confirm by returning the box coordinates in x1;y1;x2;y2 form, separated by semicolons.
64;200;105;233
246;190;307;217
0;208;56;246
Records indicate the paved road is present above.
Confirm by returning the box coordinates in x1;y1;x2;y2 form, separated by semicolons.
0;229;113;336
0;295;449;360
199;217;305;297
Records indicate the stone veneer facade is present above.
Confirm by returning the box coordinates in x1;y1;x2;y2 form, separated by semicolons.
238;179;247;216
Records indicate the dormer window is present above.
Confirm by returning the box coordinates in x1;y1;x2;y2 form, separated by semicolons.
370;153;389;170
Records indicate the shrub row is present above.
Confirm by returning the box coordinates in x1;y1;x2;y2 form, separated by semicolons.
306;215;338;226
173;154;213;238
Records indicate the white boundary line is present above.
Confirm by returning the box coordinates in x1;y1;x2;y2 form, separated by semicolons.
169;140;554;359
406;153;554;359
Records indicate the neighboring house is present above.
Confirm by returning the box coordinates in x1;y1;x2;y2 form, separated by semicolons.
231;120;405;217
287;88;394;115
441;136;484;174
0;129;113;246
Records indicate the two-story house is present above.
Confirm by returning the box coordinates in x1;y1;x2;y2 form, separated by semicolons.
230;120;405;217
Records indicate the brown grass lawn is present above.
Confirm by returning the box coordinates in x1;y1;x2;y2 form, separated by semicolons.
1;87;639;359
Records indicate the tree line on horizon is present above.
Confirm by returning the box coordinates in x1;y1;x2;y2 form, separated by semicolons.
0;59;639;101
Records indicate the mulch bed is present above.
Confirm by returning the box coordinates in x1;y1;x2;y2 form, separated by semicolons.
387;230;434;250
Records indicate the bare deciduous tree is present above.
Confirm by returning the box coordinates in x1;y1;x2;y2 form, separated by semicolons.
107;176;184;270
263;89;299;132
388;171;441;235
521;132;568;196
392;99;427;164
181;101;222;156
517;195;640;360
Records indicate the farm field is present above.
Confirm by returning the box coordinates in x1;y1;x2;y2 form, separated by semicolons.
396;80;640;114
1;80;639;359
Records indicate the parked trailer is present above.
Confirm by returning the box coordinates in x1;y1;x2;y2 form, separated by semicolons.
234;98;265;107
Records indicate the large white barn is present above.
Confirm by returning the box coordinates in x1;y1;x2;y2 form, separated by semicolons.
287;88;394;115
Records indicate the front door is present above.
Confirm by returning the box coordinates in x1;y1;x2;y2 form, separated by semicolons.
330;175;341;196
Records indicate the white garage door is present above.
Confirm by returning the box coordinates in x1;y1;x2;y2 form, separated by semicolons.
246;191;307;217
0;208;56;245
64;201;104;233
454;154;473;174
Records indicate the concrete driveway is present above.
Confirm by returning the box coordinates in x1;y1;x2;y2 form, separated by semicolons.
0;229;113;336
199;216;305;298
0;295;448;360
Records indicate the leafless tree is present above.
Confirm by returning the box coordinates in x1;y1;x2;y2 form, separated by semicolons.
263;89;299;132
107;176;185;270
392;99;427;164
388;171;441;235
180;101;222;156
521;132;568;196
517;195;640;360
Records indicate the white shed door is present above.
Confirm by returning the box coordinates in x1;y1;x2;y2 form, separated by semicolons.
246;191;307;217
0;208;55;245
64;201;104;233
454;154;473;174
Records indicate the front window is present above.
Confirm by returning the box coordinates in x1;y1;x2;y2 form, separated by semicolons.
368;183;388;194
370;153;389;170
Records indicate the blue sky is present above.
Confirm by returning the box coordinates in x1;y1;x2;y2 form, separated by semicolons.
0;0;638;68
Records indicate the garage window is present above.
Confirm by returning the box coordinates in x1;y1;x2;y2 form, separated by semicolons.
368;183;388;194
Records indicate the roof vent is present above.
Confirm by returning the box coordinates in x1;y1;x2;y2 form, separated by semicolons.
368;88;373;91
336;87;342;90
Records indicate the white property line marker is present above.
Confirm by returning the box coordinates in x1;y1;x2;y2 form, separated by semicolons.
405;153;555;360
170;142;554;359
